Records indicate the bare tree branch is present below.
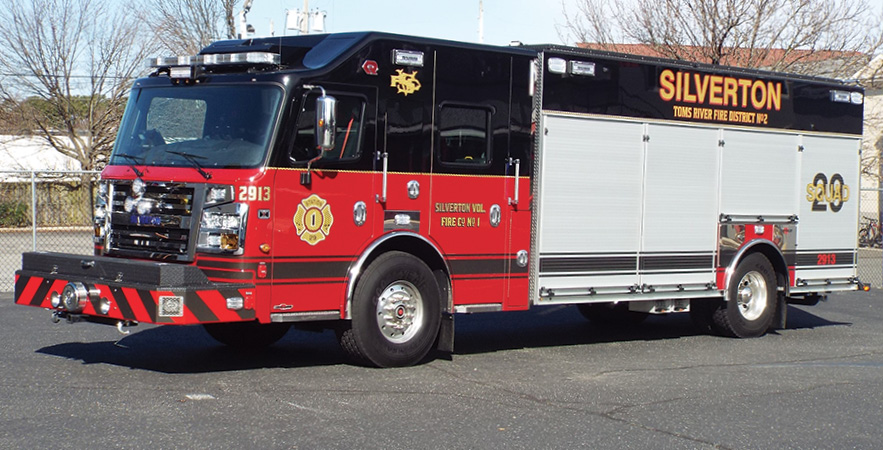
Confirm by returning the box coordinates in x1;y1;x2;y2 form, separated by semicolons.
559;0;883;77
0;0;158;171
146;0;241;55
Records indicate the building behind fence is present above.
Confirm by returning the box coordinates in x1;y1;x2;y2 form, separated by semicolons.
1;171;881;293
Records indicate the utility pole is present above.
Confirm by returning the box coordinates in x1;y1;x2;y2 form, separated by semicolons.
301;0;309;35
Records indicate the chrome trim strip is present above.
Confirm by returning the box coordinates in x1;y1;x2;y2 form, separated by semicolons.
270;311;340;322
453;303;503;314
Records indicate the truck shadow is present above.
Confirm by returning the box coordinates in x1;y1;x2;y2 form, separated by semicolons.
36;305;847;373
37;326;348;373
452;304;849;355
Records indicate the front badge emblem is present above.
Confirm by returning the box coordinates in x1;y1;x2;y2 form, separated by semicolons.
294;194;334;245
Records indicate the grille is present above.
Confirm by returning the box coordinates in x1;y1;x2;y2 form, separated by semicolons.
108;181;196;261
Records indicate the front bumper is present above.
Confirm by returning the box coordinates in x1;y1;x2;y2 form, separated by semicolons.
14;252;255;325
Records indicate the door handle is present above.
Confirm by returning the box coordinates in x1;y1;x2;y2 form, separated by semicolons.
508;158;520;206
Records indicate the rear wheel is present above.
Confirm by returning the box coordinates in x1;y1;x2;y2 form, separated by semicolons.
203;321;291;348
337;252;441;367
577;302;648;327
712;253;776;337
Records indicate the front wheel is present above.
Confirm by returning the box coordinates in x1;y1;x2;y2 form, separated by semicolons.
713;253;776;337
337;252;441;367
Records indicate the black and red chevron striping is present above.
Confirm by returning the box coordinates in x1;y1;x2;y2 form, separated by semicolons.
14;274;255;325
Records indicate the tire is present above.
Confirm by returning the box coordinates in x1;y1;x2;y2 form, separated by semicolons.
712;253;776;338
337;252;441;367
577;302;648;327
689;298;722;334
203;321;291;348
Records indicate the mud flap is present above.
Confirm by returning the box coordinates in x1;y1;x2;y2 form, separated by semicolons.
437;312;454;353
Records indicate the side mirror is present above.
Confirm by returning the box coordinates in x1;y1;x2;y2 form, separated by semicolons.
316;94;337;151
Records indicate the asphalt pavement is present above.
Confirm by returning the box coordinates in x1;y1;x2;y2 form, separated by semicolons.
1;290;881;449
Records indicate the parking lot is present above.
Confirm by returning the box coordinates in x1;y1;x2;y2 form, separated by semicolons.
1;288;881;449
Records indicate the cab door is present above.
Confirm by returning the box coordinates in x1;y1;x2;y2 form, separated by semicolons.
269;86;378;315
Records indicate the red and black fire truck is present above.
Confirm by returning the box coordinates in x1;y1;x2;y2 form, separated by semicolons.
14;32;866;367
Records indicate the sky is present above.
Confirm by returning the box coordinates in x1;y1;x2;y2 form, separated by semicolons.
242;0;883;48
243;0;579;46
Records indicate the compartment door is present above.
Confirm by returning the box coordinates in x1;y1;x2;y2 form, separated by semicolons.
535;115;645;300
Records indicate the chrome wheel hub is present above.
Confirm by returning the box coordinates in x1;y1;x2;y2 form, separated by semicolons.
376;280;424;343
736;271;768;321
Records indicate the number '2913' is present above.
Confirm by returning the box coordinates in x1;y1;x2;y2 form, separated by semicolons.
238;186;271;202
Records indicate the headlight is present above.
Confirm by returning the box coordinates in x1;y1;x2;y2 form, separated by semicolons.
60;282;88;313
132;177;146;196
197;203;248;254
94;204;107;221
99;297;112;315
136;198;152;215
205;185;234;205
202;211;242;229
93;180;111;249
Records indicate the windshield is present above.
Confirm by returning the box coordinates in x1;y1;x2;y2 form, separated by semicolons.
112;85;283;169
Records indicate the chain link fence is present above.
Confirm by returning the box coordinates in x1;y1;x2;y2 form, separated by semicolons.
1;171;98;292
859;187;883;288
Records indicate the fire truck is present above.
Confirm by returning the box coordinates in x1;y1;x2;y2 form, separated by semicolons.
14;32;866;367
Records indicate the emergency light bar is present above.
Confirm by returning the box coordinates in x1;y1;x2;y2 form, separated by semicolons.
147;51;281;69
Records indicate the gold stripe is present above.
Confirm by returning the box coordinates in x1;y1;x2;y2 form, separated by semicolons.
266;167;527;179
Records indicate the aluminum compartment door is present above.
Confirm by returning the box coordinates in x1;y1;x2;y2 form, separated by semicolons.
719;129;799;217
536;114;644;296
640;124;719;288
795;135;860;284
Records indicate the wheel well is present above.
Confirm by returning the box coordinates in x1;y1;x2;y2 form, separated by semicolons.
730;242;789;295
345;234;449;318
361;235;447;275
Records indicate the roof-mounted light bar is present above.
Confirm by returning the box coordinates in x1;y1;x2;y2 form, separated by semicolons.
147;51;281;69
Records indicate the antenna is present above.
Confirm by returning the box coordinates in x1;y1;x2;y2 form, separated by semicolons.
478;0;484;43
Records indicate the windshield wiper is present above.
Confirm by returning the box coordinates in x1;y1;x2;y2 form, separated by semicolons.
164;150;212;180
112;154;145;177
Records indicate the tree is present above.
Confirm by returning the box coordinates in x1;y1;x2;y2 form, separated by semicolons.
0;0;158;171
147;0;241;55
558;0;883;77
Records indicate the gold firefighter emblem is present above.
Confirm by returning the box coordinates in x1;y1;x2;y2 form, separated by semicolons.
293;194;334;245
390;69;421;96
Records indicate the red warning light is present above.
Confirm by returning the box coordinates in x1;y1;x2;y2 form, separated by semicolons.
362;60;379;76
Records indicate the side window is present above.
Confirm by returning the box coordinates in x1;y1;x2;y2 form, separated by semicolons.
438;104;492;166
290;93;365;163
